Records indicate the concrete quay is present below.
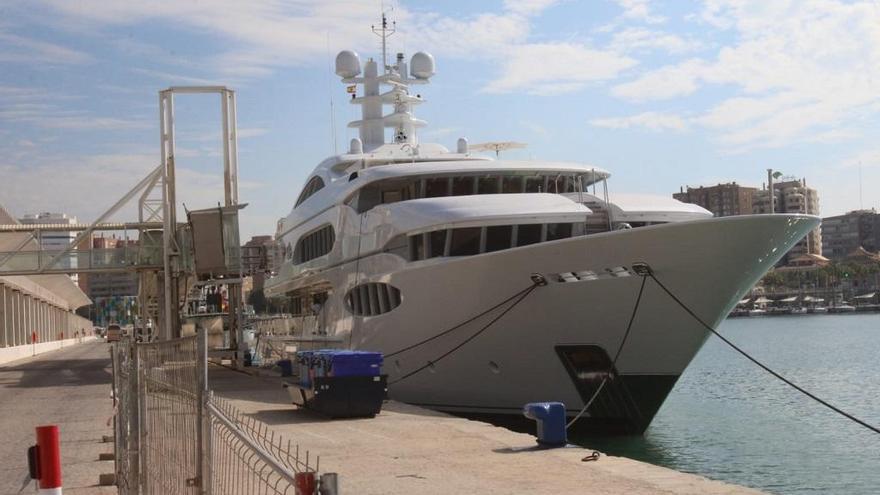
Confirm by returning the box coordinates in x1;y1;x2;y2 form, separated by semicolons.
211;366;764;495
0;341;116;494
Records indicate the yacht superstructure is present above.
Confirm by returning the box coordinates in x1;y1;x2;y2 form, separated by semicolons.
265;23;819;433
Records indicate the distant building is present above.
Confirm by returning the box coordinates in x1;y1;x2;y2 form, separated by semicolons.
84;235;139;300
673;182;756;217
19;212;79;284
752;178;821;259
241;235;281;292
821;209;880;260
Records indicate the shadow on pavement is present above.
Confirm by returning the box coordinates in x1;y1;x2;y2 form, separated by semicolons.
2;359;111;388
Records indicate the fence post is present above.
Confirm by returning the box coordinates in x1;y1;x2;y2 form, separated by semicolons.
110;346;119;490
129;340;141;493
197;329;211;494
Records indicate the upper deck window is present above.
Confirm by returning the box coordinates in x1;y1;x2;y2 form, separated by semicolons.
295;176;325;208
348;171;602;214
406;222;586;261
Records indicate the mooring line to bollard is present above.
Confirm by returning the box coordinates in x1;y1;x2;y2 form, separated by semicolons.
643;263;880;436
566;275;647;429
388;275;545;386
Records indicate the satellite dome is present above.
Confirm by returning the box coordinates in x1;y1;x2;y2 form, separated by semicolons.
410;52;435;79
335;50;361;78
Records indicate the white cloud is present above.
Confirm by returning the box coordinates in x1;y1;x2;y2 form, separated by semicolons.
0;30;92;65
485;42;637;95
131;68;222;86
613;0;666;24
610;0;880;149
503;0;561;16
611;59;705;101
33;0;615;97
610;27;702;55
590;111;687;131
0;104;149;131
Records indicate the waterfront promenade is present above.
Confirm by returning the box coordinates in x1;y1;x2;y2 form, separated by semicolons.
0;341;764;494
0;342;116;494
211;366;764;495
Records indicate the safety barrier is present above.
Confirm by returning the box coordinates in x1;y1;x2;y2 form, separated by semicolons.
111;332;326;494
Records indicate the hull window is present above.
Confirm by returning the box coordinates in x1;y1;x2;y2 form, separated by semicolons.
294;224;335;264
346;283;402;316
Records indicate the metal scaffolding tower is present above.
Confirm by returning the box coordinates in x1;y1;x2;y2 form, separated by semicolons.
0;86;243;344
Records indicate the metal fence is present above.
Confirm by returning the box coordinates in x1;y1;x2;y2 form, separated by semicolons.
111;332;326;494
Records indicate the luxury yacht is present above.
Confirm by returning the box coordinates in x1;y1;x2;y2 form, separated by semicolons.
265;31;819;433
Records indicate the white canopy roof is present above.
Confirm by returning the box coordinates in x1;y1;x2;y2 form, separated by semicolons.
0;204;91;310
367;193;591;235
779;296;798;302
854;293;876;299
754;296;773;303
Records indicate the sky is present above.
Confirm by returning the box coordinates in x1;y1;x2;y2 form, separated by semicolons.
1;0;879;240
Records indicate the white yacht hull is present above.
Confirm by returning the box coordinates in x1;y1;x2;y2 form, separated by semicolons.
278;214;818;433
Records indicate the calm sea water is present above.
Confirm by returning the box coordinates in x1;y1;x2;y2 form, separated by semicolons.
580;314;880;495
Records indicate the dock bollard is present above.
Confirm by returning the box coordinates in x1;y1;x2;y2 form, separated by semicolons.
28;425;63;494
523;402;567;447
295;471;316;494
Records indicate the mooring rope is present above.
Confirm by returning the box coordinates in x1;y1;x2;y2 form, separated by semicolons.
388;276;545;385
645;265;880;436
567;275;647;429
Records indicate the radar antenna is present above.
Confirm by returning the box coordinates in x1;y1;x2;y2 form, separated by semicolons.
372;11;396;73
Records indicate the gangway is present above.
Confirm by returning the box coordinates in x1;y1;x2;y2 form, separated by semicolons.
0;86;244;347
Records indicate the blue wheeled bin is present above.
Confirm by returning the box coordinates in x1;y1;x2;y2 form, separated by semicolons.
284;350;387;418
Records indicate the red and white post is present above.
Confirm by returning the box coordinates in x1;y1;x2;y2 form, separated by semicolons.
31;425;63;494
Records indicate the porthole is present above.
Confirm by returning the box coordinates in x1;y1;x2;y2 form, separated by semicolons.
345;282;402;316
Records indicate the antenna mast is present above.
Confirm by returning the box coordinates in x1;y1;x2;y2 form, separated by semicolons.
372;11;396;73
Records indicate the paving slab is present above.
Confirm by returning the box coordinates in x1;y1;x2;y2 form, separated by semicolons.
210;366;765;495
0;342;117;494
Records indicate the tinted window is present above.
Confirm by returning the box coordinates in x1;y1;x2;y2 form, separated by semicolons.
294;225;335;264
425;178;449;197
478;176;500;194
547;223;573;241
485;225;513;252
452;176;475;196
502;176;523;194
516;224;542;247
428;230;447;258
450;227;481;256
409;234;424;261
295;176;325;207
525;176;543;193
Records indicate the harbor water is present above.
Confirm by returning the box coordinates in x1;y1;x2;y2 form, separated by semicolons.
579;313;880;495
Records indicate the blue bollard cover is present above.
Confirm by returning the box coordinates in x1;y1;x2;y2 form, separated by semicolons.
523;402;567;446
